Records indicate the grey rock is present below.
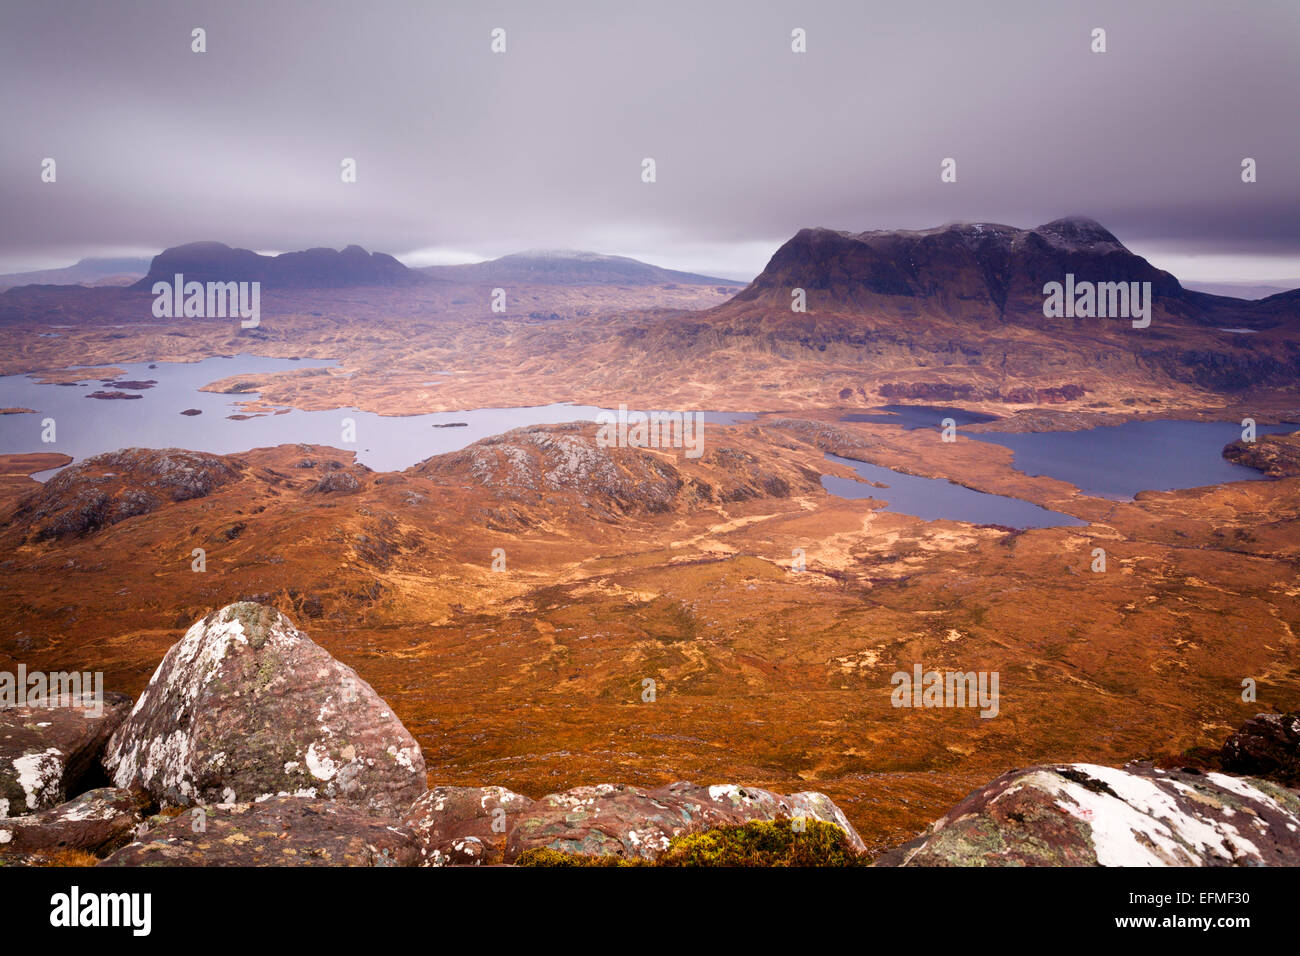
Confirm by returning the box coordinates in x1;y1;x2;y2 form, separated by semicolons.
102;602;425;815
100;796;419;867
0;787;143;857
1;692;133;817
403;785;534;866
505;781;866;862
878;762;1300;867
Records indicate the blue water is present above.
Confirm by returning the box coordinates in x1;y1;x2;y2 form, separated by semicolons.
821;453;1086;529
0;355;756;477
841;404;998;430
973;419;1295;499
839;406;1295;500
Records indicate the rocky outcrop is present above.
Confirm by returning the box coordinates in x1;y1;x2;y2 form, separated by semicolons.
1;693;133;816
1223;432;1300;477
100;796;419;866
414;423;816;523
403;785;534;866
10;448;241;540
876;762;1300;867
0;788;142;857
504;781;866;862
1222;711;1300;785
308;469;362;494
102;602;426;814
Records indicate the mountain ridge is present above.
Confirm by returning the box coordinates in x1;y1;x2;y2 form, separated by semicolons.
727;216;1223;323
130;242;419;290
0;256;152;291
420;249;744;287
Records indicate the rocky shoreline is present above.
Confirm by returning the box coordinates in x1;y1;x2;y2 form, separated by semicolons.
3;602;1298;866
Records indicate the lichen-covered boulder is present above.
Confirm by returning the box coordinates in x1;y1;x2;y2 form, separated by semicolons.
504;781;865;862
505;784;689;861
102;602;426;815
1;692;133;817
655;783;868;853
1222;711;1300;787
878;762;1300;867
0;787;143;857
403;785;533;866
99;796;419;866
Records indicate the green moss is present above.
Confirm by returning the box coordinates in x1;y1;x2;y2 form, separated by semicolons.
656;819;867;867
222;602;280;649
515;847;644;867
515;819;868;867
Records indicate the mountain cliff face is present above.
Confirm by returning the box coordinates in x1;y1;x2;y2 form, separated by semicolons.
650;217;1300;394
132;242;418;289
727;217;1282;327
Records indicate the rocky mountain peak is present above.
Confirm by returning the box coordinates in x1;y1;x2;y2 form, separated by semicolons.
1033;216;1124;249
132;242;418;289
729;216;1183;320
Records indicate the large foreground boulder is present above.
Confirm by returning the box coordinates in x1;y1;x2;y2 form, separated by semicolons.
404;786;534;866
504;782;866;863
99;796;419;866
102;602;426;815
1221;711;1300;786
877;762;1300;867
0;788;143;857
1;692;133;817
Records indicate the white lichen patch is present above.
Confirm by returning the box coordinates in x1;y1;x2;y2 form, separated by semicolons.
1205;772;1293;817
255;788;318;801
57;797;114;823
387;744;416;772
305;742;339;781
1042;764;1265;866
14;748;64;810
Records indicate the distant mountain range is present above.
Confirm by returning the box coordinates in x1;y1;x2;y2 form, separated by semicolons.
0;245;746;293
420;249;744;287
130;242;416;289
0;256;152;290
1182;280;1300;300
2;228;1293;309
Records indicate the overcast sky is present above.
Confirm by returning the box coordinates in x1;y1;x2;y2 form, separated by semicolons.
2;0;1298;281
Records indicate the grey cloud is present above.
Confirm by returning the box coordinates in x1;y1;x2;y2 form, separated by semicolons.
1;0;1297;279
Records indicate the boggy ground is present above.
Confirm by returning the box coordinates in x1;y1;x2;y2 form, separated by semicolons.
5;282;1298;425
1;410;1297;854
